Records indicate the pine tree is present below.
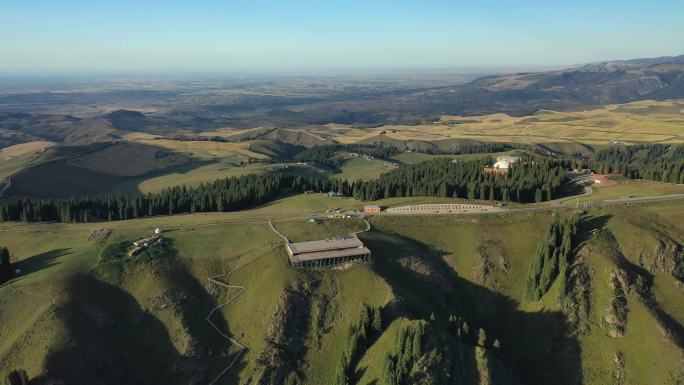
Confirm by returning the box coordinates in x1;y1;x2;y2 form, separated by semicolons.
478;328;487;347
0;247;11;284
412;324;423;359
462;321;470;341
372;306;382;332
475;329;491;385
5;370;29;385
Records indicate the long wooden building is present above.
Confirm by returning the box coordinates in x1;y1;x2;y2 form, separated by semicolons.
285;235;371;268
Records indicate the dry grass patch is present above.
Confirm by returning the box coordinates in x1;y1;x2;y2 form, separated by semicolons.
131;137;266;160
0;141;55;159
322;100;684;145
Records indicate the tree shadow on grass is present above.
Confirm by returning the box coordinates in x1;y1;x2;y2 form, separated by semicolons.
9;248;71;283
555;181;587;200
573;214;612;250
359;229;583;385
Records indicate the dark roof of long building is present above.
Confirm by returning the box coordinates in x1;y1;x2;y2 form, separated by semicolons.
285;234;370;262
286;235;364;255
289;247;371;263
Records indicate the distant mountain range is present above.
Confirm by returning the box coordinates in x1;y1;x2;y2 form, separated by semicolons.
402;54;684;116
0;54;683;143
579;54;684;71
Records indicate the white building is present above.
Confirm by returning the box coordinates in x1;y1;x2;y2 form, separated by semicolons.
496;156;520;163
492;160;511;169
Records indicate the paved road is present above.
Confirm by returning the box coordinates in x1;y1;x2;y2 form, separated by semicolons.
511;193;684;213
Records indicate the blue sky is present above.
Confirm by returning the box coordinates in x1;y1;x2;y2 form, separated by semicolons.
2;0;683;72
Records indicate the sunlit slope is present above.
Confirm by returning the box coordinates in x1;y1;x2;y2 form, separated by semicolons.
277;100;684;146
0;201;682;384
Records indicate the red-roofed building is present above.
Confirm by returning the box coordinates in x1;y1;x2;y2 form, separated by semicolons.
592;173;608;184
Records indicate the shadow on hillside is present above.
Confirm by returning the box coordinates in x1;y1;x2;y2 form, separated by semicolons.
11;248;71;282
579;214;684;350
555;181;586;200
5;142;217;199
251;192;300;210
32;261;242;385
574;214;612;249
359;229;583;385
600;230;684;350
161;260;249;385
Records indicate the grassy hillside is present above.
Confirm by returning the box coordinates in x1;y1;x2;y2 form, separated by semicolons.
267;100;684;146
3;99;683;200
365;207;684;384
1;141;197;197
137;162;269;193
0;142;54;180
68;141;191;176
335;157;391;181
0;198;682;384
4;157;145;198
2;139;284;197
561;178;684;205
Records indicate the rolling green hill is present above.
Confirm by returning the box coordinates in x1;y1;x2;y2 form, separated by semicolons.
0;199;682;384
1;94;683;385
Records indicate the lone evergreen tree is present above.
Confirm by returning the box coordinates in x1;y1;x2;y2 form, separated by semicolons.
5;369;29;385
372;306;382;332
0;247;11;284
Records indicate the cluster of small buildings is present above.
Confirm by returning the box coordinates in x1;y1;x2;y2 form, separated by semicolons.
348;152;376;161
320;205;381;218
128;228;163;257
384;161;399;169
592;173;609;184
327;212;352;219
567;169;611;185
286;235;372;268
483;156;520;176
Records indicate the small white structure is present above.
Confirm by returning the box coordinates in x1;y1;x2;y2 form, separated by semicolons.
154;227;162;235
492;160;511;169
133;236;159;247
496;156;520;164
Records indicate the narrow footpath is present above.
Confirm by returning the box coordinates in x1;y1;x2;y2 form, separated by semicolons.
205;244;281;385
